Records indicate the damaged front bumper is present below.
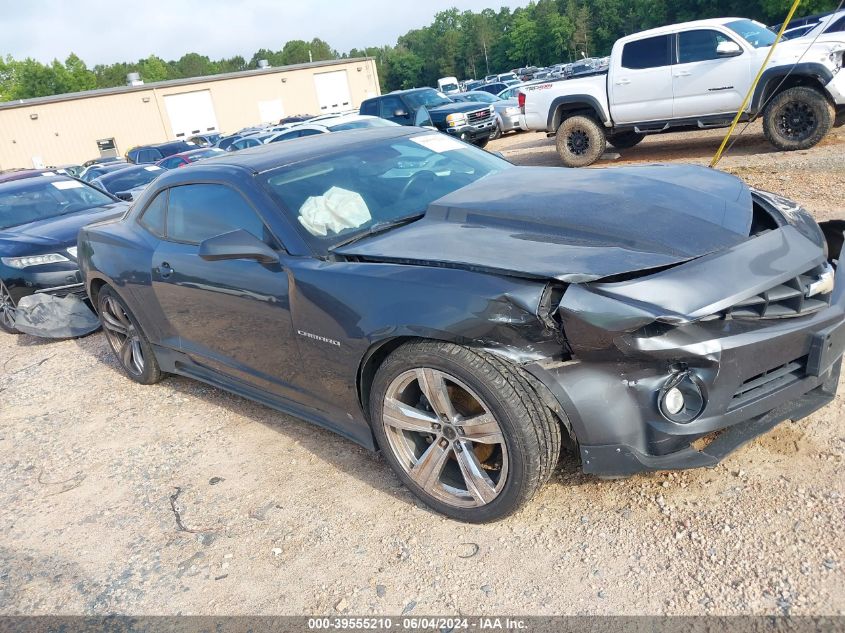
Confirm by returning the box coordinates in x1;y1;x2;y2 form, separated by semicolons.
2;266;100;338
526;226;845;477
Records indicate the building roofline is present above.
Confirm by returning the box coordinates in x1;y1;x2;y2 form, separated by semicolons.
0;57;374;111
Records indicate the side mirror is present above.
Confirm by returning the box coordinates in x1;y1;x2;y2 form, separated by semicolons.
115;191;133;201
393;108;409;119
716;40;743;57
198;229;279;264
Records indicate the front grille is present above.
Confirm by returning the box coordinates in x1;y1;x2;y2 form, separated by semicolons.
717;265;832;320
730;356;807;408
467;109;492;124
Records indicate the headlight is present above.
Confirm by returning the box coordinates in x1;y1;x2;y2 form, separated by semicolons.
830;50;843;71
489;105;495;114
1;253;70;269
446;113;467;126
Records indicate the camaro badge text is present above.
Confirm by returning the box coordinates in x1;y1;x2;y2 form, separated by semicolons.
297;330;341;347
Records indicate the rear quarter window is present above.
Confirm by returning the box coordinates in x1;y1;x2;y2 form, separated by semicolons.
621;34;672;69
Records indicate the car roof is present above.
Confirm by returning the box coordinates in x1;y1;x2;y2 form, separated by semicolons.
183;126;419;174
618;17;749;41
0;169;56;183
0;172;81;191
132;140;194;152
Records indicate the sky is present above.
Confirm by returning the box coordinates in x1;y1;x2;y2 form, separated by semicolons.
0;0;531;66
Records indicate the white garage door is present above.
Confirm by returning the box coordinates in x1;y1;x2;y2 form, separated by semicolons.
164;90;219;139
313;70;352;113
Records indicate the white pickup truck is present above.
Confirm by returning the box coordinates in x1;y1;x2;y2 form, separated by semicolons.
520;17;845;167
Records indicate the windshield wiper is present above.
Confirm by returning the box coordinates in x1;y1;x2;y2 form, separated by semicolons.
329;213;425;251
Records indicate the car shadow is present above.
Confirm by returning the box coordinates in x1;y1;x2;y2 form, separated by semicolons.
70;332;595;516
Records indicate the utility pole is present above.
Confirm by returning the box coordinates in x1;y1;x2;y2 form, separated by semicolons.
482;39;490;75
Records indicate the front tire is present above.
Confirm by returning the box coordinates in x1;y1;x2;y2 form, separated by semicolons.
369;340;561;523
489;121;503;141
762;86;834;151
555;115;606;167
0;279;19;334
98;285;163;385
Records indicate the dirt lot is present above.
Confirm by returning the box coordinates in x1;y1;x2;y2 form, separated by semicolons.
1;124;843;617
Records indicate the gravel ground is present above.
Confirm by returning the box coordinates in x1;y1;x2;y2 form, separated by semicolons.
1;124;843;617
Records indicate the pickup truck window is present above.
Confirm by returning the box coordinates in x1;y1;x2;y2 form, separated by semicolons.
678;30;737;63
378;96;405;119
725;19;776;48
621;35;671;69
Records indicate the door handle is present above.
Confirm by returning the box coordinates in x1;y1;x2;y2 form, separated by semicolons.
615;78;631;86
674;71;692;77
158;262;173;279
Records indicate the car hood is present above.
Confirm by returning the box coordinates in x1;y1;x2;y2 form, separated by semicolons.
335;165;754;283
763;37;845;62
0;202;128;256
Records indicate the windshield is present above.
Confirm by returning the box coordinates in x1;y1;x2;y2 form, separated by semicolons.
440;83;458;92
404;89;453;109
726;19;778;48
466;92;498;103
259;134;510;254
0;178;114;229
328;118;396;132
97;166;162;193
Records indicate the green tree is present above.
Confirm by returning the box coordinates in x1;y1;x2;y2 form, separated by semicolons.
279;40;311;64
138;55;169;82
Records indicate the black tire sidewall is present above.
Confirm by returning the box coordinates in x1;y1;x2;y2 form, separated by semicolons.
98;285;162;384
763;87;833;151
369;343;537;523
0;280;20;334
556;115;606;167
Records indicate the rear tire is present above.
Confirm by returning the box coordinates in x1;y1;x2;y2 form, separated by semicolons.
369;340;561;523
555;115;606;167
98;285;163;385
607;131;645;149
0;280;20;334
762;86;834;151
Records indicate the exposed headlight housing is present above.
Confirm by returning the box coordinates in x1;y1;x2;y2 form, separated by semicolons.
658;371;706;423
1;253;70;269
446;113;467;127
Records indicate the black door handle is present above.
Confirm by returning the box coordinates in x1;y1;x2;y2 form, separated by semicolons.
159;262;173;279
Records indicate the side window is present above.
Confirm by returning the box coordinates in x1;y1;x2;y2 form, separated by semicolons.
621;35;671;69
360;100;377;116
297;129;323;137
678;30;735;63
138;190;167;237
165;183;276;247
378;96;405;119
160;157;181;169
828;16;845;33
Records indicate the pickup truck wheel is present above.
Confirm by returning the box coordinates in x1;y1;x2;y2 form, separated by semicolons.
763;87;834;151
489;121;503;141
370;340;561;523
556;115;606;167
607;131;645;149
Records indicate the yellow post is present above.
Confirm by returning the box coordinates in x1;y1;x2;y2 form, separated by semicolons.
709;0;803;168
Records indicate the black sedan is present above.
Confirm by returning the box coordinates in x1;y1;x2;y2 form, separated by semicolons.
0;174;127;334
78;127;844;522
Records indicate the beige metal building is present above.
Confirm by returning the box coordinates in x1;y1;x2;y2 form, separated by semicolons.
0;57;380;170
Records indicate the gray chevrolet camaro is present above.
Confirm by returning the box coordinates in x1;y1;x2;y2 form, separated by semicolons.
77;127;845;522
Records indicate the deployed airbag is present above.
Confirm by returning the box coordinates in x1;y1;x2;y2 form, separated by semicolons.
298;186;371;237
13;294;100;339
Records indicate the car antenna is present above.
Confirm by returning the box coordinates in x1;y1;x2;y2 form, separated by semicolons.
710;0;845;168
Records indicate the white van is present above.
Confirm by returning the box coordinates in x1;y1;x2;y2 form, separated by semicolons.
437;76;460;95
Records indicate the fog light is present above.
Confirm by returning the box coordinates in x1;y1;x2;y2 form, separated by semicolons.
663;387;685;415
659;371;706;423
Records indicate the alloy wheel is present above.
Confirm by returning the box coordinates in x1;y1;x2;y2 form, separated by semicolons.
0;280;16;331
100;295;145;376
566;129;590;156
382;368;508;508
777;102;817;142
